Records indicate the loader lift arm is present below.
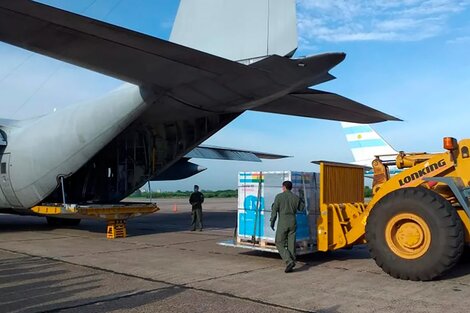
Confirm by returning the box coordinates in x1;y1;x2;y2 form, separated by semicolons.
316;137;470;280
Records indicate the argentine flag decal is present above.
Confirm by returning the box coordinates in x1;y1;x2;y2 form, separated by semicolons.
341;122;398;167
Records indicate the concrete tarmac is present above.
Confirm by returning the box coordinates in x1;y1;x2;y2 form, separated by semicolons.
1;198;470;313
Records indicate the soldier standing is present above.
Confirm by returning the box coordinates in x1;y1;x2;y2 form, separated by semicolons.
270;181;304;273
189;185;204;231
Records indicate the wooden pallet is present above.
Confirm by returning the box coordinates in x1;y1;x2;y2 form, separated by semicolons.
259;239;276;247
237;237;314;251
297;240;313;251
236;237;274;246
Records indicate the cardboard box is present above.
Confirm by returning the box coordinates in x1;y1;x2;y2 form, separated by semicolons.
237;171;319;245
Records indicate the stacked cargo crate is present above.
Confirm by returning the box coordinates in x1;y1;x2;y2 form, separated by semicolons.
237;171;320;249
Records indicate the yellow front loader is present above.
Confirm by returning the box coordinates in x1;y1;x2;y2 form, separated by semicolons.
317;137;470;281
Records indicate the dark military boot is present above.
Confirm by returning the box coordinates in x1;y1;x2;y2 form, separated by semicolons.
285;261;296;273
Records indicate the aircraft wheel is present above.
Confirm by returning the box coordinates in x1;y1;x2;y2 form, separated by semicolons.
46;217;81;227
366;187;464;281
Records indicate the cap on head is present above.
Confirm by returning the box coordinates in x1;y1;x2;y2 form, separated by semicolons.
282;181;293;190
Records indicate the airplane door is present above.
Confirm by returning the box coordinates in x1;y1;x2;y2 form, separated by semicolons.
0;153;22;208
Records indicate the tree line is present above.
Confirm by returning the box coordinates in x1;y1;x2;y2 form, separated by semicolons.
130;189;238;199
130;187;374;199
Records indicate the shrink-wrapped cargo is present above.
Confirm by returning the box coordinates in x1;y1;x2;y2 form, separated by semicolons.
237;171;319;248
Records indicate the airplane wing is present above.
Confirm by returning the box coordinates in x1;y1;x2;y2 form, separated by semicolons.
0;1;331;111
154;146;288;181
252;89;400;123
0;0;245;89
186;145;289;162
0;0;398;123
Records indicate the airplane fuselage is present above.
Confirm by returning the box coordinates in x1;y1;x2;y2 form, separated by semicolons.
0;0;397;214
0;84;148;211
0;83;241;212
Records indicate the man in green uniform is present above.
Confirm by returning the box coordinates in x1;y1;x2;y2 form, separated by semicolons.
270;181;304;273
189;185;204;231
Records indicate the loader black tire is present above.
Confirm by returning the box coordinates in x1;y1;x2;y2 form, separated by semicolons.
46;217;81;227
366;187;464;281
460;246;470;263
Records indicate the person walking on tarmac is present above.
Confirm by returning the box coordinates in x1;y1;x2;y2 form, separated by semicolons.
189;185;204;231
270;181;305;273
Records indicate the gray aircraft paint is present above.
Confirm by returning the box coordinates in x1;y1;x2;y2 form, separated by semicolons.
0;1;397;213
0;84;147;209
170;0;297;63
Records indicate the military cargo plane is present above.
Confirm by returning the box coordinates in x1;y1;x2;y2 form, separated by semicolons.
0;0;397;219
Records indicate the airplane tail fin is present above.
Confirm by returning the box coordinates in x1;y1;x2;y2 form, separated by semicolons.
340;122;398;167
170;0;298;64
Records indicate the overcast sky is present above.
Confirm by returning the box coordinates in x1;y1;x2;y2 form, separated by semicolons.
1;0;470;191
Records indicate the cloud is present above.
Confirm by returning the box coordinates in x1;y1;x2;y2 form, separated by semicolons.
447;35;470;44
297;0;470;43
